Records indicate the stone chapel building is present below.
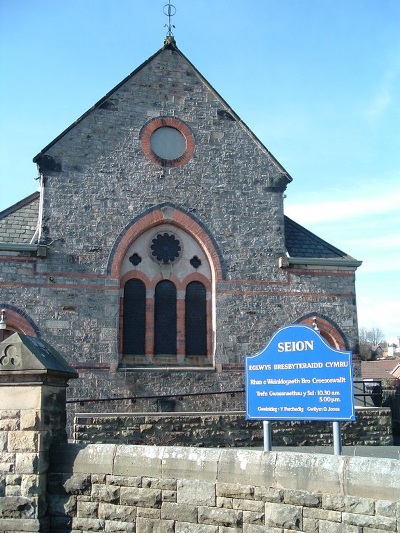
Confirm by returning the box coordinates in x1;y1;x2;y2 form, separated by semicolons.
0;36;362;405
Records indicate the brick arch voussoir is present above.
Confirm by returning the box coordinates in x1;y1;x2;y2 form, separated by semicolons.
110;207;223;281
182;273;212;293
0;305;39;337
297;314;347;350
120;271;151;288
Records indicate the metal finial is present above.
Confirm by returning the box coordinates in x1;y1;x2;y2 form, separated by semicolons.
164;1;176;37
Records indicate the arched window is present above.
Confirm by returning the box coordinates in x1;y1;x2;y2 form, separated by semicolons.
185;281;207;356
154;280;177;355
118;214;218;366
123;279;146;355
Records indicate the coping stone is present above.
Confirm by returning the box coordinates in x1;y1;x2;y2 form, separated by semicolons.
113;445;163;478
161;446;220;482
217;449;276;487
50;443;116;475
344;456;400;502
274;452;343;494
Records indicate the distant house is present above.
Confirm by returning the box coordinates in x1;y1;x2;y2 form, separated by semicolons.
390;363;400;382
388;342;399;358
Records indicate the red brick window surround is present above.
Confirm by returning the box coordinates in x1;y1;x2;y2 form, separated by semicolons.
140;117;195;168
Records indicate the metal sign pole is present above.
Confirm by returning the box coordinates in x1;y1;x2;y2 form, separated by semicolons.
333;421;342;455
263;421;272;451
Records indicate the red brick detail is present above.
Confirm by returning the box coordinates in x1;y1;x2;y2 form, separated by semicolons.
218;288;354;298
300;317;346;350
206;297;213;361
223;276;290;286
145;297;154;356
1;309;37;337
118;297;124;358
176;298;185;356
289;269;354;277
120;270;151;288
111;208;223;281
182;272;212;291
141;117;195;168
221;363;245;372
0;281;118;291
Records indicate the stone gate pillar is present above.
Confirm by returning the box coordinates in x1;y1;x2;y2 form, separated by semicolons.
0;332;77;532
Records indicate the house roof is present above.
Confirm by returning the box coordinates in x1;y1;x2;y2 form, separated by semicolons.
284;216;357;261
391;364;400;379
361;359;400;381
0;192;39;244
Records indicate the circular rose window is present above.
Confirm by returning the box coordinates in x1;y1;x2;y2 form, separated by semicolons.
141;117;195;168
149;232;182;264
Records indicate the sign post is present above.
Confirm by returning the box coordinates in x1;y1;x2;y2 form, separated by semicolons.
245;324;355;453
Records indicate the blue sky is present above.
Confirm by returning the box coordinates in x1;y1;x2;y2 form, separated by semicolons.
0;0;399;341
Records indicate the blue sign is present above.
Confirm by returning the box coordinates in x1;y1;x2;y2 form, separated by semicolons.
245;324;355;421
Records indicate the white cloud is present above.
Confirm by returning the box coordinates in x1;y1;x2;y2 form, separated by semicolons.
357;295;399;340
364;58;400;121
285;184;400;225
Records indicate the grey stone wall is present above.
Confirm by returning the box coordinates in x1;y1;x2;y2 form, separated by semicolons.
47;443;400;532
73;409;393;448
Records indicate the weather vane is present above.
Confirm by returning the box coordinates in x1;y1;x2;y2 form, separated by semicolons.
164;1;176;37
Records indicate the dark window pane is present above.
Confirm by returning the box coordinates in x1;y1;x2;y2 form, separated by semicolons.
185;281;207;356
154;280;177;355
123;279;146;355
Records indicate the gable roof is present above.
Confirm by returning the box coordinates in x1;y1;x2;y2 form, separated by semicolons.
0;192;39;244
33;40;292;186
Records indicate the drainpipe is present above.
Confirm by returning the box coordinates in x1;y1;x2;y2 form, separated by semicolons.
30;169;45;245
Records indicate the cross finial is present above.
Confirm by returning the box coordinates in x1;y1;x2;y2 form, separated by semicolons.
164;1;176;38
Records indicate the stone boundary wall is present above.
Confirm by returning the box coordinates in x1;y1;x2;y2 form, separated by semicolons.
73;408;393;447
47;443;400;532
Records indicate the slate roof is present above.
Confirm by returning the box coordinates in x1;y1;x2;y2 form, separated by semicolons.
0;192;39;244
361;359;400;382
284;215;354;260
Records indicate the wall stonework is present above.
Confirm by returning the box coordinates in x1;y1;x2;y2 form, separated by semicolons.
73;409;393;448
47;443;400;532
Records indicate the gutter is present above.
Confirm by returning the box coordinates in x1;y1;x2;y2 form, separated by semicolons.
0;243;47;257
279;256;362;269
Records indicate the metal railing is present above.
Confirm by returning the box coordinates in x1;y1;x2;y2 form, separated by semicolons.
67;381;388;410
